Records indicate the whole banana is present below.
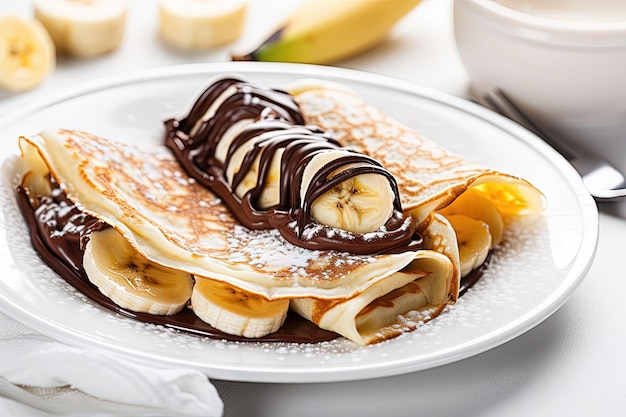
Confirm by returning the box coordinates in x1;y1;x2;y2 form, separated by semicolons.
233;0;423;64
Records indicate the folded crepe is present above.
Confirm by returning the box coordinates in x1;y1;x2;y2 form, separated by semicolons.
14;76;543;346
287;81;544;226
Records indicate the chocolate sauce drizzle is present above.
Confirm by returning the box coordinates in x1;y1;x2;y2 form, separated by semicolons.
165;77;421;255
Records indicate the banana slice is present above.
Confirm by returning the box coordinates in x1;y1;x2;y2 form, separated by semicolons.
224;135;284;210
159;0;249;50
83;227;193;315
0;16;55;92
446;214;492;277
302;150;395;234
33;0;128;58
191;276;289;338
439;188;504;247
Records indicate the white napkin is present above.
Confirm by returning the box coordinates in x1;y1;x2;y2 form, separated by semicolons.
0;311;223;417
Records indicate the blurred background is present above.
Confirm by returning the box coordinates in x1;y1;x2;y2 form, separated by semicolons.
0;0;468;113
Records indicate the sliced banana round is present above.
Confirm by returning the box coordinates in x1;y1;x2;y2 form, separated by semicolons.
83;227;193;315
159;0;249;50
33;0;128;58
439;187;504;247
226;139;284;210
191;276;289;338
0;16;55;93
302;150;395;234
446;214;492;277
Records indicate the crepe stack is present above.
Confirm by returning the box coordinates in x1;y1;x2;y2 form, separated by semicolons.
15;76;543;345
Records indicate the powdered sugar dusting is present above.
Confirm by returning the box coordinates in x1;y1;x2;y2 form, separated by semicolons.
221;224;371;281
2;160;564;364
228;225;322;270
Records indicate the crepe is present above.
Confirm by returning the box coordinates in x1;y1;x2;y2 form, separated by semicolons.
17;128;456;345
15;77;543;345
288;81;544;225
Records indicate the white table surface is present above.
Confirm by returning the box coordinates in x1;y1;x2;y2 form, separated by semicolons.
1;1;625;416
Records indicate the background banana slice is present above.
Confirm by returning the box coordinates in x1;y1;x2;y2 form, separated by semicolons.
191;277;289;338
0;16;55;92
159;0;248;50
33;0;128;58
446;214;492;277
83;227;193;315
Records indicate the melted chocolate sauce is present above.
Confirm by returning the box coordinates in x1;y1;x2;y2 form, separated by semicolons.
165;77;422;255
16;177;338;343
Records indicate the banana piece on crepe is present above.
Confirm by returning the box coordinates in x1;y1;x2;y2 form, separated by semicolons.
83;227;193;316
191;276;290;338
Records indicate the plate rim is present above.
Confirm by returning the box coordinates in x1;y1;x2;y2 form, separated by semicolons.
0;62;599;383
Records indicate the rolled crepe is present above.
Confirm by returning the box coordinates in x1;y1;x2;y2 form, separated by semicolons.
165;77;419;255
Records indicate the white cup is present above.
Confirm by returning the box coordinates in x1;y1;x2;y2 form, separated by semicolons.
453;0;626;170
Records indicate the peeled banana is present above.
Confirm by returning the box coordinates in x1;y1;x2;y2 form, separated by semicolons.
159;0;248;50
233;0;423;64
83;227;194;315
191;276;289;338
33;0;128;58
0;16;55;92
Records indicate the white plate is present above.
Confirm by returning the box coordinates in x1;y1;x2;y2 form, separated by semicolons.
0;63;597;383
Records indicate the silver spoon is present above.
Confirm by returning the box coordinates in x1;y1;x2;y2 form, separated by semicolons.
475;89;626;201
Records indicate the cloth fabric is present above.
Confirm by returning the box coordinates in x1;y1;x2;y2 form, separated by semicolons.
0;311;223;417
